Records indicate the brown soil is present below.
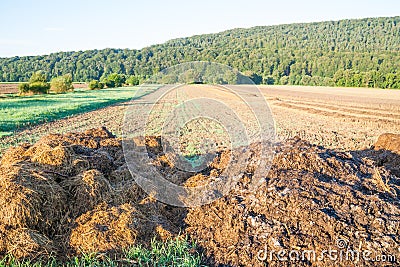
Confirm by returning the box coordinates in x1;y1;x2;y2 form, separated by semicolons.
72;83;87;89
2;85;399;157
0;83;87;95
0;84;19;94
0;127;399;266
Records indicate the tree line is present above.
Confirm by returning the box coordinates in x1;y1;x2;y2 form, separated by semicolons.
1;16;400;89
18;71;137;94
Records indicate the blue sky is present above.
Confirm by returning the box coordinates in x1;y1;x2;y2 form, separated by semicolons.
0;0;399;57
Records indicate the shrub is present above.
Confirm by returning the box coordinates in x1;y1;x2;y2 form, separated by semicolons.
102;73;125;88
126;75;140;86
88;80;97;90
88;80;104;90
29;82;50;94
18;83;30;94
29;71;47;83
18;81;50;95
103;79;115;88
50;74;74;93
18;71;50;95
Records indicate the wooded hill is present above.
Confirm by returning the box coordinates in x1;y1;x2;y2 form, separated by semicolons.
1;16;399;88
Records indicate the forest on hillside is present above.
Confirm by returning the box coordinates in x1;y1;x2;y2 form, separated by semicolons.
0;16;399;88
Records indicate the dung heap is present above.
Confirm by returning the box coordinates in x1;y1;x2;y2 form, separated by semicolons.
0;127;181;260
0;127;399;267
185;137;400;267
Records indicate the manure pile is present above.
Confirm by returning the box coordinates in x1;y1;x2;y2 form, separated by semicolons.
186;137;400;266
0;127;399;267
0;127;182;260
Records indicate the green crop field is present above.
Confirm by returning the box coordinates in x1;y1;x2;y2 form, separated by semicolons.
0;87;156;137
